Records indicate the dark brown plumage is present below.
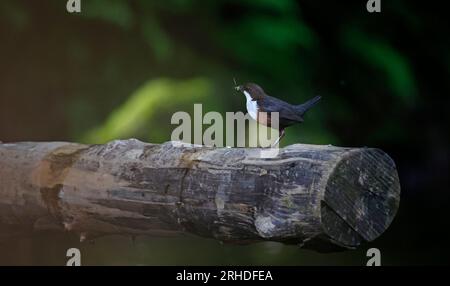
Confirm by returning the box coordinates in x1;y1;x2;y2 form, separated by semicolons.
235;82;321;145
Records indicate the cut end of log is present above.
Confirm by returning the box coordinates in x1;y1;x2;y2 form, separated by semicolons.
321;148;401;248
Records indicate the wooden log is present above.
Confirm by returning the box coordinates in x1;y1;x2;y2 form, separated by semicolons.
0;140;400;251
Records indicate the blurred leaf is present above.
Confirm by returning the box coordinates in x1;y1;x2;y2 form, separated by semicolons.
234;0;297;14
249;17;317;50
342;28;417;102
141;16;173;61
82;0;134;29
82;78;213;143
220;15;316;79
223;15;317;52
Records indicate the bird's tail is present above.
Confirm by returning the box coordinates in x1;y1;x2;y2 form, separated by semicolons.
296;95;321;116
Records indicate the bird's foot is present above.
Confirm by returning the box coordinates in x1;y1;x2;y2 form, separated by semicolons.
270;129;285;148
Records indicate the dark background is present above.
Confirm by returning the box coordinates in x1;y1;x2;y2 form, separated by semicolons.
0;0;449;265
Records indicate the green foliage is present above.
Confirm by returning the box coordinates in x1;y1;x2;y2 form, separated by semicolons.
140;16;174;61
342;28;417;102
237;0;298;14
69;0;419;148
1;0;423;148
219;10;317;81
1;0;445;266
81;0;134;29
82;78;213;144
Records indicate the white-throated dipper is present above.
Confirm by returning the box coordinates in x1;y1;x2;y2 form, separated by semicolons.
235;82;321;146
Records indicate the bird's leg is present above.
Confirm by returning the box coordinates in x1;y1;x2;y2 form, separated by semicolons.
271;129;285;148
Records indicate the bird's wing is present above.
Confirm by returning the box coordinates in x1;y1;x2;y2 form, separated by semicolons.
256;95;304;123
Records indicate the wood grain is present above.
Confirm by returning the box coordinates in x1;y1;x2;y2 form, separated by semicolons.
0;140;400;252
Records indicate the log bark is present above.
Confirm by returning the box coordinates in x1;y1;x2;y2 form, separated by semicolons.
0;140;400;252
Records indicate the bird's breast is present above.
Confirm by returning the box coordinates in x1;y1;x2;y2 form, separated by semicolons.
244;91;272;127
243;91;259;121
246;98;258;121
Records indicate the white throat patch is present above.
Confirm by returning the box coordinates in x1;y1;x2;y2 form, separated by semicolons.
243;91;258;121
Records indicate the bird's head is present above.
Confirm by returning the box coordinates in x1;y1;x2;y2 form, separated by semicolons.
234;82;266;100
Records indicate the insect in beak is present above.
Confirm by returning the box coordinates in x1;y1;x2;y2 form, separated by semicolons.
233;78;241;92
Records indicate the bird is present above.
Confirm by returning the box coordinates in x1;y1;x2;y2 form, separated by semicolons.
234;81;321;146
